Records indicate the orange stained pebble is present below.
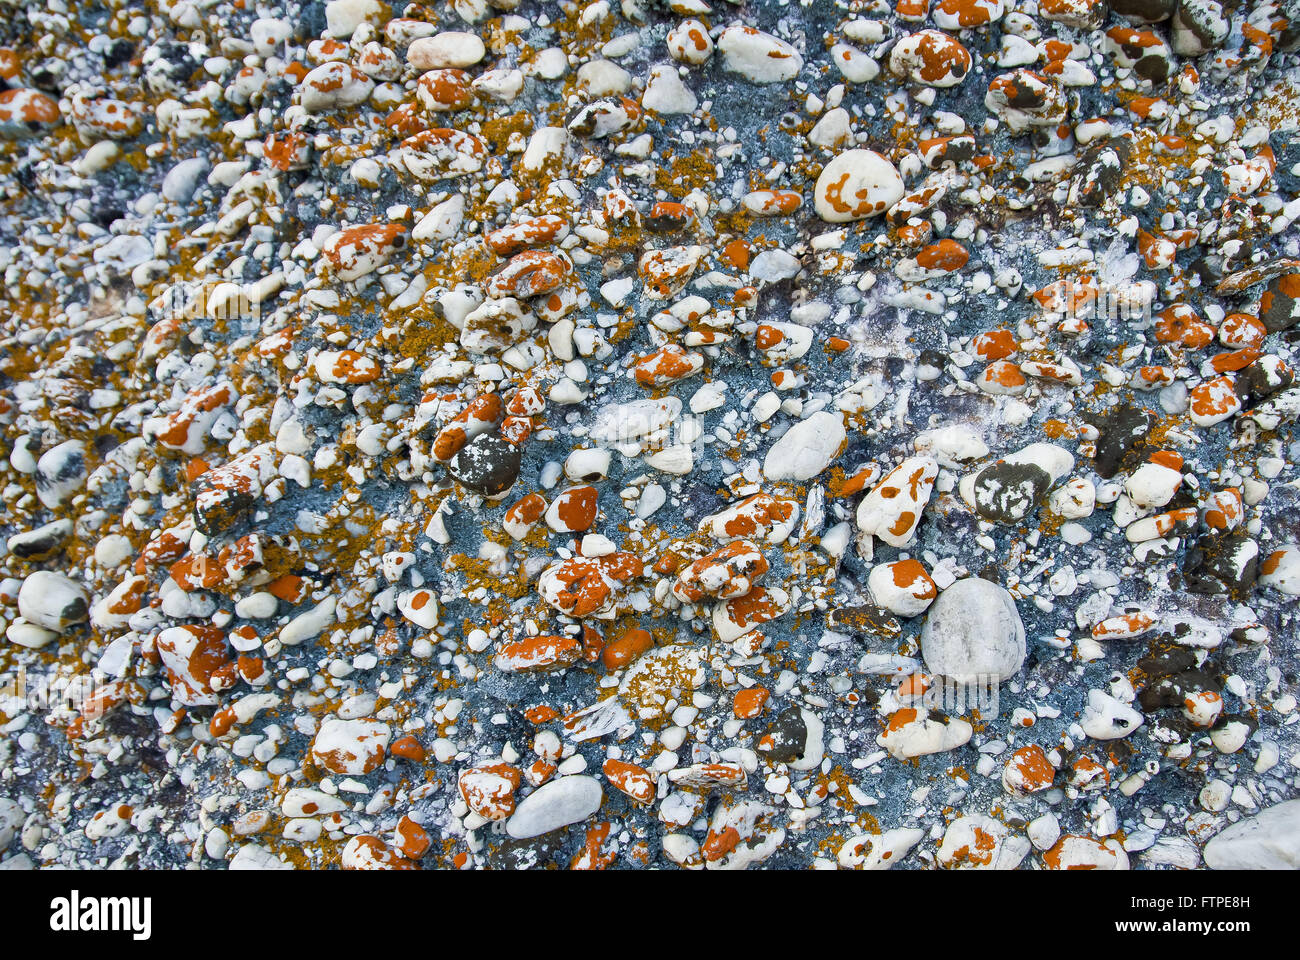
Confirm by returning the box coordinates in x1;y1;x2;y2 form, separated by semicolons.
602;627;654;671
885;707;919;734
1219;313;1266;349
1148;450;1183;471
485;215;568;257
571;822;617;870
1070;755;1108;787
1041;38;1072;61
581;623;604;662
169;553;223;591
984;359;1027;389
972;329;1018;361
236;654;265;683
1133;366;1173;389
553;485;598;532
1260;273;1300;319
733;687;770;719
754;325;785;350
209;706;237;738
898;673;931;698
497;633;582;671
499;415;532;445
1127;96;1165;119
916;239;969;271
837;464;878;498
525;705;560;724
826;337;851;353
935;0;1000;25
702;827;742;862
1203;488;1243;531
1210;348;1260;373
527;759;557;787
184;458;210;482
896;221;933;246
633;344;700;387
603;758;656;803
890;558;936;593
505;491;546;526
263;131;309;171
723;238;750;270
267;574;306;602
1006;744;1056;793
396;816;431;859
390;735;426;761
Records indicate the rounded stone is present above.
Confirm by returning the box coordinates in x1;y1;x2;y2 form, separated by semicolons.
506;775;603;839
814;150;904;223
17;570;89;633
920;577;1026;683
762;411;845;482
450;433;521;497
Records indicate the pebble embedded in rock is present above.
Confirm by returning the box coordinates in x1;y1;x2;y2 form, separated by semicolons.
762;411;845;482
920;577;1026;683
505;774;603;839
450;434;522;497
814;149;905;223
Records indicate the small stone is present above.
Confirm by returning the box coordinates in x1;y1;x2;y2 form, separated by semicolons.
450;434;522;497
814;149;905;223
311;718;391;776
756;706;807;763
505;774;603;839
300;62;374;113
762;411;845;482
35;440;87;509
641;64;697;114
920;577;1026;683
407;32;486;70
17;571;88;633
717;25;803;84
868;559;938;618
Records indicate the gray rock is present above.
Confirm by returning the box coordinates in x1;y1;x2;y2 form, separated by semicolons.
1204;800;1300;869
506;775;602;839
972;461;1052;524
757;707;807;763
920;577;1025;683
450;433;521;497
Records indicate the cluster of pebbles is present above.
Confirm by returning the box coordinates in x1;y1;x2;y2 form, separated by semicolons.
1;0;1300;871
